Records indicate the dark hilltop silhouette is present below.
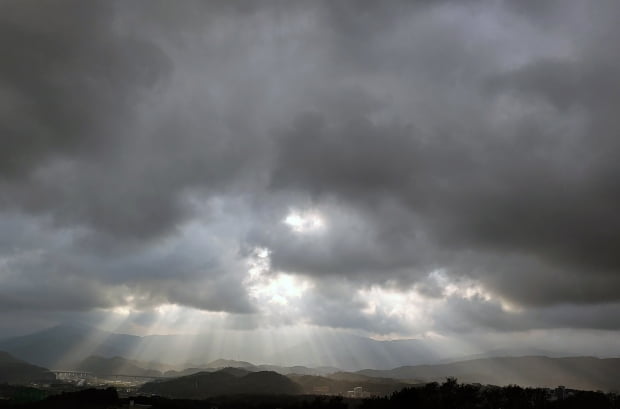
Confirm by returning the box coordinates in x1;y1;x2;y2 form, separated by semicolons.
139;368;302;398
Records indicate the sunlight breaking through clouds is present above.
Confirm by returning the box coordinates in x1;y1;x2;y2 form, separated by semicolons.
92;257;537;342
245;247;313;309
283;209;326;234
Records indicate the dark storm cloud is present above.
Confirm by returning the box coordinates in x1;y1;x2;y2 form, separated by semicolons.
0;1;169;177
272;111;419;199
0;0;265;239
1;0;620;335
433;296;620;333
247;196;436;282
0;0;174;237
264;0;620;311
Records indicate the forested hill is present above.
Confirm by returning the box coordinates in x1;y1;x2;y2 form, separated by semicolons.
0;351;55;384
140;369;301;398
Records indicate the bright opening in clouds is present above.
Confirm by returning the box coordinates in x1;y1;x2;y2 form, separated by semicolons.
284;210;326;234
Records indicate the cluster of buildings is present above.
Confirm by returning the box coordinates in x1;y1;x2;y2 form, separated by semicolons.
551;385;579;401
311;385;374;398
346;386;372;398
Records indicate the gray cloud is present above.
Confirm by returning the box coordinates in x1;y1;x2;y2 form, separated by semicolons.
1;0;620;340
0;1;169;177
0;209;255;314
433;296;620;333
262;0;620;311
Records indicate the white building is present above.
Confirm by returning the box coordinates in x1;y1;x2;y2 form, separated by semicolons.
347;386;371;398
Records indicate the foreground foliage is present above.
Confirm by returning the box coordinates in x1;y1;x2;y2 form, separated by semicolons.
362;378;620;409
1;380;619;409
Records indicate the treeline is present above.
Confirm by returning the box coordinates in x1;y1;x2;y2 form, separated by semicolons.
135;395;348;409
0;387;118;409
0;388;348;409
2;381;619;409
361;378;620;409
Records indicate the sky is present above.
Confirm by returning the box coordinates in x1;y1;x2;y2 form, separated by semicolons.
1;0;620;358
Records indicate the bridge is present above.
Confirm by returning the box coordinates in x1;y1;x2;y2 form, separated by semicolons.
51;370;94;379
97;374;164;381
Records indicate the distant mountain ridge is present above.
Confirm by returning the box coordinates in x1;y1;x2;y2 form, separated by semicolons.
2;345;620;393
358;356;620;392
0;324;445;370
267;334;441;369
4;324;620;392
163;359;339;378
0;351;55;384
439;347;581;363
205;359;255;369
0;324;141;368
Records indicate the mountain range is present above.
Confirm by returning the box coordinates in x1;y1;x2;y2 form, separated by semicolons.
2;347;620;393
359;356;620;391
0;324;142;369
68;353;620;392
72;355;339;378
140;367;413;398
2;324;620;392
0;324;444;370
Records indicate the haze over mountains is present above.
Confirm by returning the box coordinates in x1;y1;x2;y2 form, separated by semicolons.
360;356;620;391
1;325;620;393
0;351;54;384
138;367;416;399
0;324;444;371
2;346;620;393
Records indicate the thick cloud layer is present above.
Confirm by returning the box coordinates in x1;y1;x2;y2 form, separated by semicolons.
1;0;619;344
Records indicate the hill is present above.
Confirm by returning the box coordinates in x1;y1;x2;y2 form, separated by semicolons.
358;356;620;391
255;364;339;376
140;369;301;398
185;359;339;376
0;351;55;384
290;372;414;396
439;347;579;363
204;359;255;369
163;361;337;378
